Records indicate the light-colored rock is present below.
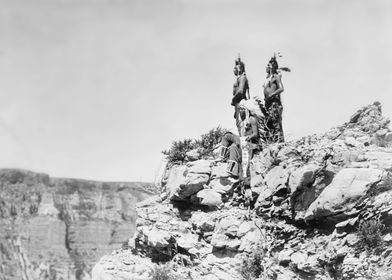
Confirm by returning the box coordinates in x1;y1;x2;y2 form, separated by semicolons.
290;252;307;268
165;161;212;201
188;159;211;174
305;168;383;222
236;221;254;238
291;252;319;274
365;151;392;171
190;212;216;232
211;233;229;249
289;164;319;194
186;149;201;161
278;249;294;265
92;251;153;280
383;233;392;242
165;165;188;199
249;149;277;188
257;165;290;202
217;216;243;238
197;189;222;208
345;136;363;148
238;228;263;252
211;163;228;178
345;233;360;246
147;227;171;248
177;233;199;250
336;246;349;257
226;239;241;250
209;177;236;194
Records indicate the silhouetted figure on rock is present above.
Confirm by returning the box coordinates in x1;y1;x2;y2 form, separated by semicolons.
263;53;290;143
231;55;250;134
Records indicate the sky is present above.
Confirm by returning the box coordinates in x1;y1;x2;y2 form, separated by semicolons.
0;0;392;182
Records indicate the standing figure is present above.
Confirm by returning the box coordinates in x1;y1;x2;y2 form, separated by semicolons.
263;53;290;143
231;56;250;134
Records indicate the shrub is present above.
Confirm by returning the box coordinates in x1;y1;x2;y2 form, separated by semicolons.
162;126;229;164
239;245;264;280
357;216;385;250
162;139;197;164
151;264;173;280
198;126;229;157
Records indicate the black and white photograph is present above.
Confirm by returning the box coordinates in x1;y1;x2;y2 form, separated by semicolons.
1;0;392;279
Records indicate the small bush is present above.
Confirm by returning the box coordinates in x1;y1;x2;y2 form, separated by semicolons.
198;126;229;157
162;139;197;164
357;216;385;250
239;245;264;280
151;264;173;280
162;126;229;164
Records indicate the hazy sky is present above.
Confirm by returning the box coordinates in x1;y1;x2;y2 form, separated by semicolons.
0;0;392;182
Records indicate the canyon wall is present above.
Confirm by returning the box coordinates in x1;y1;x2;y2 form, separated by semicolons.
0;169;154;280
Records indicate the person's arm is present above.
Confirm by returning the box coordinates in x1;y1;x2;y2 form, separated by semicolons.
245;87;250;100
246;117;259;142
268;74;284;98
237;75;247;96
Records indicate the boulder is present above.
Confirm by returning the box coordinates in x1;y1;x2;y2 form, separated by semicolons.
238;228;263;252
188;159;211;174
211;233;229;249
177;233;199;251
291;252;319;274
208;177;236;194
278;249;294;265
305;168;383;223
208;163;237;194
289;164;319;195
216;216;243;238
249;148;278;188
256;165;290;203
147;227;172;248
365;151;392;171
197;189;222;208
190;212;216;232
165;165;187;199
165;162;210;201
211;163;228;178
236;221;254;238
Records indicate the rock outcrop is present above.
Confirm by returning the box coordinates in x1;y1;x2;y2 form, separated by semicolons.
0;170;154;280
95;102;392;279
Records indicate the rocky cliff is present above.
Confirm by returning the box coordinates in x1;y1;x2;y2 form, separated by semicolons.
0;170;154;280
92;102;392;280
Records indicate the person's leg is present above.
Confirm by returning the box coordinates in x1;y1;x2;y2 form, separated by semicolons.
219;133;240;160
227;142;241;177
277;105;284;142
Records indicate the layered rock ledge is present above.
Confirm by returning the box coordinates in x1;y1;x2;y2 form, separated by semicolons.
0;171;154;280
94;102;392;280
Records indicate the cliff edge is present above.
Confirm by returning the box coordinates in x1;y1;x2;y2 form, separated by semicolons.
96;102;392;279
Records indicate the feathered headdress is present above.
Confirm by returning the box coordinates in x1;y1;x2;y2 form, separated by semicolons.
235;53;245;72
269;52;291;73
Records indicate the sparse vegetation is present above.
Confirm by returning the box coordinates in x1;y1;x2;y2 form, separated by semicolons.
151;264;173;280
162;126;229;164
357;216;385;250
239;245;265;280
162;138;197;164
198;126;229;157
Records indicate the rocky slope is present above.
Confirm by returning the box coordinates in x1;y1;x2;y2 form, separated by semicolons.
93;102;392;279
0;170;154;280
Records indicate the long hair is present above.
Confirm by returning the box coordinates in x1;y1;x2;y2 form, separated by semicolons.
269;52;291;74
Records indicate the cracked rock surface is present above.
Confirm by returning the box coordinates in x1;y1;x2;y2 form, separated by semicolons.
93;102;392;280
